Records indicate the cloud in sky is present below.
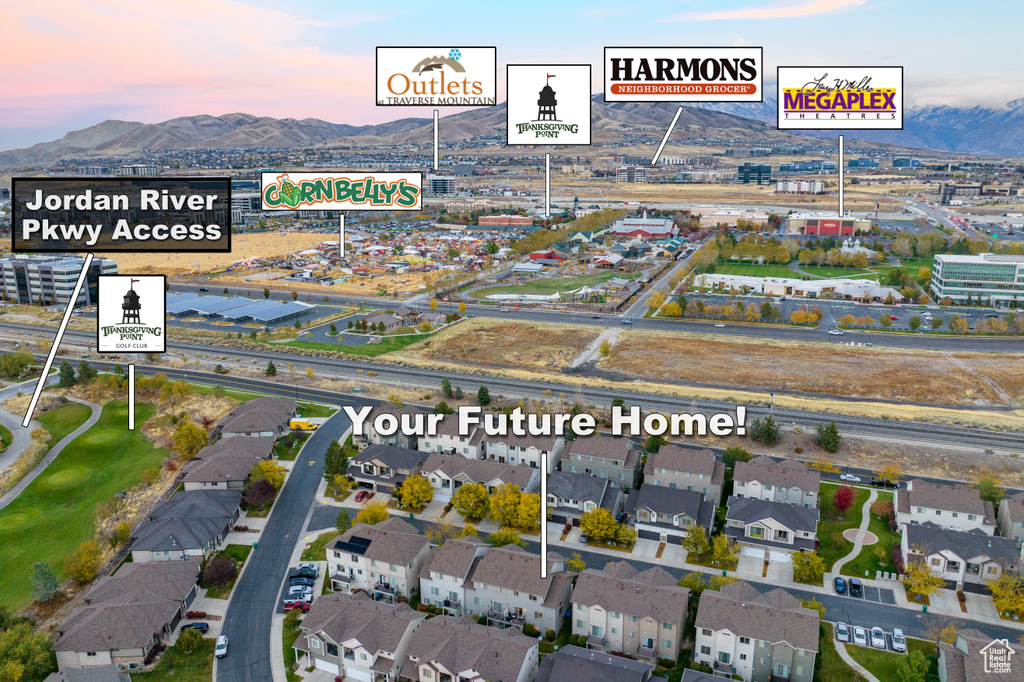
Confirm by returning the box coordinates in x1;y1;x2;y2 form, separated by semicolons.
668;0;870;22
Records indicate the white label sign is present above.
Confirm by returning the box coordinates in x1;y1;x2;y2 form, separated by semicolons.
506;64;592;146
777;66;904;130
376;47;497;106
97;275;166;353
260;172;422;211
604;47;763;102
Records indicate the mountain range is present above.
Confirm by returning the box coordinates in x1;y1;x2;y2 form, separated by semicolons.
1;96;1022;169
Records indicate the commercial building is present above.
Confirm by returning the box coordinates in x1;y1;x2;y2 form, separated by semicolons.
785;213;871;236
426;175;456;195
698;210;770;228
737;163;771;184
609;216;677;239
778;160;835;174
616;166;647;183
0;255;117;306
892;158;921;168
847;158;879;168
930;253;1024;306
477;214;533;226
118;165;159;176
775;180;825;194
693;272;902;302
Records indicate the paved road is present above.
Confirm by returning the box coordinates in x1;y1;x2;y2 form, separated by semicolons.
0;376;46;471
216;410;360;682
0;394;100;510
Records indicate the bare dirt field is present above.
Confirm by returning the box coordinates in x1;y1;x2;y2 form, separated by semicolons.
99;231;328;276
218;270;433;297
604;330;1024;406
397;318;600;371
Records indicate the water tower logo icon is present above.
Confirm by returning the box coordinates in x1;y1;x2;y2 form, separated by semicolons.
122;278;142;324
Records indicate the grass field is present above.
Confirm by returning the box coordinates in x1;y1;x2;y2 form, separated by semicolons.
275;433;310;461
189;382;259;402
296;402;336;418
819;624;866;682
204;543;253;599
797;266;879;279
846;637;936;681
0;423;12;452
300;530;338;561
135;637;214;682
817;483;869;573
712;263;800;278
275;334;430;357
284;619;303;682
603;328;1024;405
39;402;93;443
471;272;634;299
842;492;899;578
0;401;165;610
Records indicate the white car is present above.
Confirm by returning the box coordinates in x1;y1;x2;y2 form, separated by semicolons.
829;329;844;336
836;622;850;643
892;628;907;653
714;323;725;328
852;626;868;647
870;627;886;649
840;474;862;484
215;635;229;658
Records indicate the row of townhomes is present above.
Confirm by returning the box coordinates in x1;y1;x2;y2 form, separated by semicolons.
51;397;297;672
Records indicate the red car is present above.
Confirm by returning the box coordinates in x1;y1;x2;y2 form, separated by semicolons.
890;316;898;321
354;490;374;503
282;600;311;613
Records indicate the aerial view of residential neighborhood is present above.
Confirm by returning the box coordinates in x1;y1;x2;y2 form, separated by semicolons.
3;2;1024;682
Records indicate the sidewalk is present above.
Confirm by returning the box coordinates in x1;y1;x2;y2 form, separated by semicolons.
828;488;878;579
835;641;882;682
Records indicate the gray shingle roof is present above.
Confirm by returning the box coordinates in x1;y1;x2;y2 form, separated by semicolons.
726;496;820;533
696;581;819;652
567;434;630;463
330;517;428;566
734;456;819;492
44;667;131;682
148;489;242;521
420;536;489;580
301;592;422;653
467;545;567;604
421;452;535;489
219;396;295;434
132;489;240;552
536;646;654;682
629;485;714;527
547;470;616;507
571;561;689;625
1001;492;1024;524
352;444;430;471
404;615;536;682
905;523;1019;568
644;446;718;479
903;479;990;517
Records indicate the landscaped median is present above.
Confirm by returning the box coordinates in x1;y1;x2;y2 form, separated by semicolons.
841;492;900;579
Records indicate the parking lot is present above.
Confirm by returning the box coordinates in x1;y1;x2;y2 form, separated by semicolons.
835;622;907;655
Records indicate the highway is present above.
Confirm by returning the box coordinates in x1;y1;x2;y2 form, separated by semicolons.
167;281;1024;352
8;324;1022;450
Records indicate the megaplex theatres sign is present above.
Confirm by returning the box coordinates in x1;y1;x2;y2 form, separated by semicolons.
777;66;904;129
376;47;497;106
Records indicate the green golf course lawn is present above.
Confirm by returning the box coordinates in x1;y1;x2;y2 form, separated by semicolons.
0;400;166;610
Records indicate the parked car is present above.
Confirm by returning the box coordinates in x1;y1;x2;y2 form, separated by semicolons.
297;562;319;576
840;474;862;484
870;627;886;649
282;599;311;613
890;315;899;321
354;490;373;503
852;626;868;647
295;567;318;580
834;576;847;594
836;622;850;643
287;586;313;600
215;636;229;658
592;315;600;319
579;533;589;544
892;628;907;653
871;478;900;489
829;329;844;336
289;576;315;588
622;319;632;325
849;578;863;598
182;622;209;633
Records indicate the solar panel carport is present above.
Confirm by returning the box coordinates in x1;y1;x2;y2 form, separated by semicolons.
219;300;313;324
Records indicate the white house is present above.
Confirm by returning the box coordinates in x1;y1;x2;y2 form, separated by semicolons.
326;518;431;601
895;479;996;535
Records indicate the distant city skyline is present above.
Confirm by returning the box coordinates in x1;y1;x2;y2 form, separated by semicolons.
4;0;1023;150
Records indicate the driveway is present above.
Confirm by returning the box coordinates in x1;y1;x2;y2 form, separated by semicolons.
0;375;50;471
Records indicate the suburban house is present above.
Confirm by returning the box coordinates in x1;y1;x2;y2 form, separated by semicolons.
359;404;422;450
181;437;274;491
938;628;1016;682
327;518;431;601
393;306;420;326
218;396;296;438
295;592;424;680
417;416;485;459
561;435;642;488
895;479;996;535
902;523;1021;589
643;446;726;505
420;452;539;502
418;310;444;328
465;545;574;632
129;489;241;563
694;581;819;682
536;646;656;682
546;470;624;527
570;561;689;662
44;667;131;682
53;560;200;670
418;536;490;616
627;484;715;544
997;492;1024;550
403;615;539;682
725;496;820;556
348;444;429;494
364;312;403;332
484;434;565;470
732;456;819;509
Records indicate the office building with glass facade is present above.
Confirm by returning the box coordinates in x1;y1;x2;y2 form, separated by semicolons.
930;253;1024;306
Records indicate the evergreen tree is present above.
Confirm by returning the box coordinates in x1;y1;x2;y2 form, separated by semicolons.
750;415;780;446
815;420;841;453
454;385;464;400
58;360;76;387
266;360;277;376
323;440;348;481
477;385;491;405
30;562;59;603
76;360;97;383
441;377;453;398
